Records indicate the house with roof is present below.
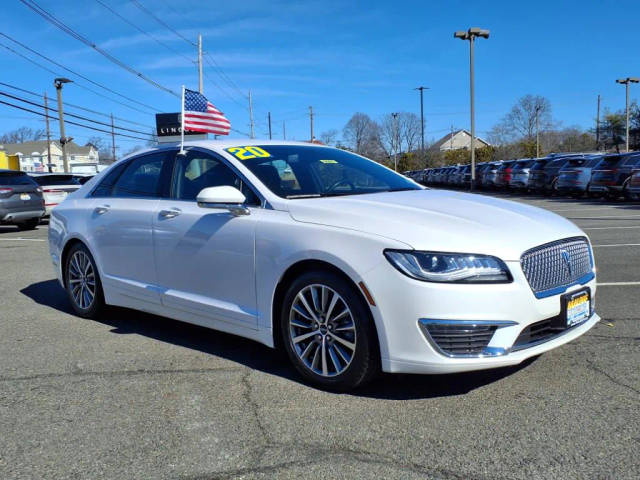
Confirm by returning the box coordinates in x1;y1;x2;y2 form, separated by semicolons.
1;140;99;172
430;129;491;152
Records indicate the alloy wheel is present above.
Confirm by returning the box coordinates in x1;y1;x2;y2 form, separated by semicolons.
288;284;356;377
68;251;96;310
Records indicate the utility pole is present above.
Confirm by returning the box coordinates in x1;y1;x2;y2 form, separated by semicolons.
110;113;116;162
267;112;272;140
450;124;454;151
282;121;286;140
43;92;52;172
616;77;639;152
54;77;73;173
454;27;490;190
596;94;601;150
535;105;541;158
309;106;314;142
414;86;428;155
198;34;203;94
392;112;399;171
248;90;255;139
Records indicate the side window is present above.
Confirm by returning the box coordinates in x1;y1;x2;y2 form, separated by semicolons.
111;152;169;198
171;152;260;205
92;162;128;197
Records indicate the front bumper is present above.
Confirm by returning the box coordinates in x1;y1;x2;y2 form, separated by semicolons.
363;259;598;374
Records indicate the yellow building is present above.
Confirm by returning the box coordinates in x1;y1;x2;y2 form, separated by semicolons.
0;150;20;170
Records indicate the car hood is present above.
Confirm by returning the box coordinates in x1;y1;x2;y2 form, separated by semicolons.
287;189;586;260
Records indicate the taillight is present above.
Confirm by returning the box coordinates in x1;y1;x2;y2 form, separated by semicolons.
0;187;13;196
43;189;63;193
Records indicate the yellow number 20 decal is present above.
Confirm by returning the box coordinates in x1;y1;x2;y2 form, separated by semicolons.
225;146;271;160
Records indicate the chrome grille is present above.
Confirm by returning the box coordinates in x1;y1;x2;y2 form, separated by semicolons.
521;237;593;296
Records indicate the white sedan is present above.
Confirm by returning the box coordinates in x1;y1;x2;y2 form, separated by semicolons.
48;140;599;390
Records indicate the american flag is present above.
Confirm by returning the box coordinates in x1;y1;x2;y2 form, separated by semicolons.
183;88;231;135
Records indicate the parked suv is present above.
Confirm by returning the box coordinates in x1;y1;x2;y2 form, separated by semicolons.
588;153;640;199
0;170;45;230
30;173;83;216
509;159;535;190
494;160;516;189
528;155;579;193
481;161;502;189
627;167;640;199
557;155;603;197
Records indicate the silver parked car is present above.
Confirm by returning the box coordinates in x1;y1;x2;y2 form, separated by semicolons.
509;159;535;190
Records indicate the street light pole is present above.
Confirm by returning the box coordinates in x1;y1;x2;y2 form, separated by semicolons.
54;77;73;173
535;105;541;158
391;112;399;171
616;77;639;152
414;86;429;159
454;27;490;190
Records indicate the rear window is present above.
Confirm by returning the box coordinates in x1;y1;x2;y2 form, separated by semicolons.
597;156;624;169
585;157;603;168
0;172;37;186
622;155;640;166
565;158;587;167
498;162;514;171
531;161;548;170
546;159;569;169
32;175;80;186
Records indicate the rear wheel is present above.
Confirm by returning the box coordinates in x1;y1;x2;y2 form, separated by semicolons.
16;218;39;230
64;243;105;318
280;271;379;391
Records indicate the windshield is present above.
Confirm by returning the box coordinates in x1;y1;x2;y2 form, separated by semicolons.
0;172;37;186
229;145;421;198
32;175;80;186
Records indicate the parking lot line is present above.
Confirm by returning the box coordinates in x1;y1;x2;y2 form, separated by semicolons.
0;238;46;242
593;243;640;247
597;281;640;286
583;226;640;230
568;215;640;220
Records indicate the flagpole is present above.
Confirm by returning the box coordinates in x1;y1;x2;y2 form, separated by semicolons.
179;85;186;155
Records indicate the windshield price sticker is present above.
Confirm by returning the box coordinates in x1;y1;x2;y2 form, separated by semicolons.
225;146;271;160
319;159;338;164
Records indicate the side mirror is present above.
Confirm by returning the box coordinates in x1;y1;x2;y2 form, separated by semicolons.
196;186;250;216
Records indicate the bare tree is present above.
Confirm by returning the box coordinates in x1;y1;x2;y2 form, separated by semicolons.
319;129;339;146
343;113;380;156
492;95;554;143
0;126;45;144
378;112;421;159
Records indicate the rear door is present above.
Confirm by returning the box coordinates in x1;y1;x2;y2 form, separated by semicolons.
89;150;174;308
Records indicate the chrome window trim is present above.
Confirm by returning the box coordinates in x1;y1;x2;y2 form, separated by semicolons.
418;319;516;358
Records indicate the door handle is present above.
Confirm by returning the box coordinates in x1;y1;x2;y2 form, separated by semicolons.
159;208;181;219
94;205;110;215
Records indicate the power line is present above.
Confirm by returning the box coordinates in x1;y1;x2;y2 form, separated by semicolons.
0;33;159;113
130;0;196;47
0;99;153;142
94;0;194;64
0;81;153;129
0;90;151;136
19;0;179;97
203;53;248;100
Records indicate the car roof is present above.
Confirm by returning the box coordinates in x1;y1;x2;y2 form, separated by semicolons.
0;169;26;174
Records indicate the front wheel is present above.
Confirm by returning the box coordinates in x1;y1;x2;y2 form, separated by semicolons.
280;271;379;391
64;243;105;318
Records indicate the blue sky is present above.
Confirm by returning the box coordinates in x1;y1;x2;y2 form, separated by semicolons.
1;0;639;154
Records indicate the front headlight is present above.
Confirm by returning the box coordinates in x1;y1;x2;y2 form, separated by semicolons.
384;250;512;283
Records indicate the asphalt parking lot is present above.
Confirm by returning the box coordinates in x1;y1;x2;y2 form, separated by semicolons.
1;194;639;480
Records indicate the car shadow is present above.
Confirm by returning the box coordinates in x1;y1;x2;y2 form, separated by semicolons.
21;279;535;400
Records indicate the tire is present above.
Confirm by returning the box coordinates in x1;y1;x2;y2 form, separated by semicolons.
16;218;39;230
280;270;379;391
64;243;105;319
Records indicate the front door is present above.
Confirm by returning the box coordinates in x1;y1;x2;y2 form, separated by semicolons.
153;149;261;329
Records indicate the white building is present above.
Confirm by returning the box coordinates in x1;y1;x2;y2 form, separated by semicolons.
2;140;99;172
431;129;491;152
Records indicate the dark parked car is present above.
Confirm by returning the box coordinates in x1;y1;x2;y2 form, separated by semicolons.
557;155;604;197
527;155;580;193
588;152;640;199
0;170;45;230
